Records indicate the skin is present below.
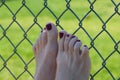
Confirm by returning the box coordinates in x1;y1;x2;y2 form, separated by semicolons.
33;23;91;80
33;23;58;80
55;31;91;80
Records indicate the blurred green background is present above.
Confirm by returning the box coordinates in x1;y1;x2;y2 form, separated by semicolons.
0;0;120;80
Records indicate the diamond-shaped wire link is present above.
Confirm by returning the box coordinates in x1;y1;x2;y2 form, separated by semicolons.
0;0;120;80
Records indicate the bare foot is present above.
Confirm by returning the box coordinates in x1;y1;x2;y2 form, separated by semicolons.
55;31;91;80
33;23;58;80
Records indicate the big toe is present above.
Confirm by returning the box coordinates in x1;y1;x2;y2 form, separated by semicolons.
45;23;58;55
46;23;58;43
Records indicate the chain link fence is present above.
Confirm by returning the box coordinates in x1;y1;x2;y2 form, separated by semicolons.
0;0;120;80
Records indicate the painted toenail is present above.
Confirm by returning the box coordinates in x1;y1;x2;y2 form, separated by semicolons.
46;23;52;31
59;32;64;38
72;36;75;38
76;40;80;42
66;34;69;37
84;45;87;47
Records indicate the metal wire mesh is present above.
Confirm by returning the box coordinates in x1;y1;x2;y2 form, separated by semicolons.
0;0;120;80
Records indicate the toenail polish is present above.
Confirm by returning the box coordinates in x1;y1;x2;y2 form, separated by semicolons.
72;36;75;38
77;40;80;42
84;45;87;47
46;23;52;31
66;34;69;37
59;32;64;38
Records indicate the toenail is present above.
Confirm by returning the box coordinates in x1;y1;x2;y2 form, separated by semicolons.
76;40;80;42
84;45;87;47
71;36;75;38
66;34;69;37
59;32;64;38
46;23;52;31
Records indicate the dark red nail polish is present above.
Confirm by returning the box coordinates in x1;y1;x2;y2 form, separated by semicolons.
46;23;52;31
77;40;80;42
72;36;75;38
59;32;64;39
84;45;87;47
66;34;69;37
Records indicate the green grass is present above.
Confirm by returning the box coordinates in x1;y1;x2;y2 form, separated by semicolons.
0;0;120;80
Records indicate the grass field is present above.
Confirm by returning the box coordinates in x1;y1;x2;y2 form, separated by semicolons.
0;0;120;80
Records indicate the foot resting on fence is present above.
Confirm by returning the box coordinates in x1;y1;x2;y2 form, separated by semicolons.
33;23;58;80
33;23;91;80
55;31;91;80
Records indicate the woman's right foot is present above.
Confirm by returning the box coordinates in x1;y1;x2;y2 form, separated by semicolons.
55;31;91;80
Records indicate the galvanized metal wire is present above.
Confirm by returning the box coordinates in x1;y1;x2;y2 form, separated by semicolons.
0;0;120;80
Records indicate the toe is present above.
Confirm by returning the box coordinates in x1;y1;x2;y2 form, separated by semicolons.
80;45;91;74
58;30;67;52
33;42;37;54
44;23;58;56
68;36;78;55
73;40;82;58
41;30;47;49
46;23;58;43
64;34;73;53
33;33;42;53
81;45;89;59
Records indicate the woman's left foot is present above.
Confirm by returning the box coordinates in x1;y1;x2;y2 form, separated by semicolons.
33;23;58;80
